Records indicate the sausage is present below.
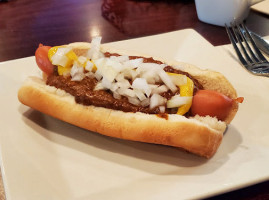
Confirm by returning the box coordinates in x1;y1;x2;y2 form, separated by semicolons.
191;90;234;121
35;44;54;75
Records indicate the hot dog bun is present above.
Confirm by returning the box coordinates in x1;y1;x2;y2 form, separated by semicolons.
18;42;239;158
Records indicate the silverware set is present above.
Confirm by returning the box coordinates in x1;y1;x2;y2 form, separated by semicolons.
225;22;269;77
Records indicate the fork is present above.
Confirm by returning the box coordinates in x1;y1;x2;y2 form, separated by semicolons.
225;22;269;77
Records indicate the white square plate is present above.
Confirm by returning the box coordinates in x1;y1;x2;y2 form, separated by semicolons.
251;0;269;15
1;29;269;200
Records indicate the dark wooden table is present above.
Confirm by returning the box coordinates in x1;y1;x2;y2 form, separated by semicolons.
0;0;269;200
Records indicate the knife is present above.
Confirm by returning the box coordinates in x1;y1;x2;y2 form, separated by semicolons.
242;29;269;56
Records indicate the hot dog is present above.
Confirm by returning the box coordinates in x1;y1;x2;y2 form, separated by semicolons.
18;37;242;158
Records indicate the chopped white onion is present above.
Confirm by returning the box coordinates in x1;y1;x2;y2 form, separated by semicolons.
130;70;139;80
157;69;177;93
150;94;166;109
159;64;167;69
125;89;136;98
166;95;192;108
70;63;85;81
77;56;87;65
123;58;143;69
132;78;151;97
110;83;119;92
136;63;161;75
101;77;113;89
110;55;129;63
116;79;131;89
141;98;150;107
128;97;140;106
117;88;136;98
140;70;157;84
105;59;124;73
152;85;168;94
85;71;95;78
85;60;94;72
95;58;118;83
154;75;161;83
94;82;105;91
133;89;147;101
121;68;133;79
94;70;103;81
159;106;166;113
115;73;125;82
149;84;158;90
113;92;121;100
87;36;102;60
51;47;72;67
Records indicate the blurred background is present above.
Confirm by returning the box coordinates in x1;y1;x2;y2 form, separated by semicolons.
0;0;268;62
